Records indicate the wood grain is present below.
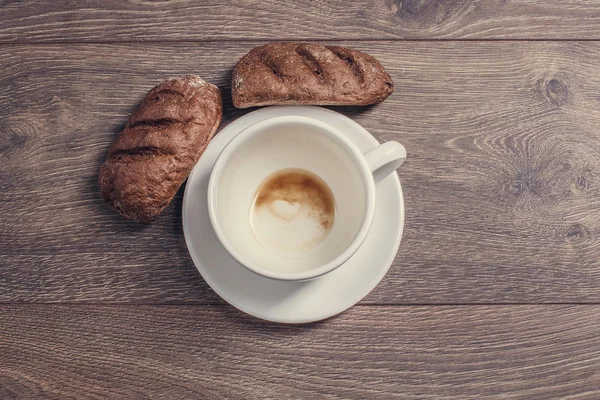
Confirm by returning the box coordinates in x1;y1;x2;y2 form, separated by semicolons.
1;305;599;399
2;2;600;398
2;42;600;304
1;1;600;42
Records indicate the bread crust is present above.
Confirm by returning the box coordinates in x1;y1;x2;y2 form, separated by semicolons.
232;43;394;108
99;75;222;223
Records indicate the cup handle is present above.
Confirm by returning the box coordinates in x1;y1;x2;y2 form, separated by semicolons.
363;141;407;183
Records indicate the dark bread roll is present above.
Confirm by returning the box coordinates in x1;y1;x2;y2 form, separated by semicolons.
232;42;394;108
99;75;222;223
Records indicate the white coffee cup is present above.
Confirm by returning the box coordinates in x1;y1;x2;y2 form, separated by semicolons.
208;115;406;281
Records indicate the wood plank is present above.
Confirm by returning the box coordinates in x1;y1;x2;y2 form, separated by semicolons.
2;42;600;304
1;305;599;398
1;1;600;42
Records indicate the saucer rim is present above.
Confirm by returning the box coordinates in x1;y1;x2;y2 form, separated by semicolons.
182;105;404;324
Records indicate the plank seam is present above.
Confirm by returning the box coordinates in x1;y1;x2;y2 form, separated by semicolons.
1;38;600;46
0;302;599;307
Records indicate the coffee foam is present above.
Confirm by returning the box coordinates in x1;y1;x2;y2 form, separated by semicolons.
250;168;335;255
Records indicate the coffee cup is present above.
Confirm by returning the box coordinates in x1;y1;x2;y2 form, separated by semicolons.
208;115;406;281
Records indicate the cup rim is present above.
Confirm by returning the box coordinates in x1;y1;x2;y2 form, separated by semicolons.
207;115;376;281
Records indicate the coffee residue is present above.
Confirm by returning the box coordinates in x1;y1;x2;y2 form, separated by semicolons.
254;168;335;230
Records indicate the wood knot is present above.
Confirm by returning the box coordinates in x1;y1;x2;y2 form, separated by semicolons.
538;77;568;106
510;179;524;196
388;0;473;27
576;176;589;190
509;171;545;199
0;129;28;155
0;115;40;158
566;224;590;243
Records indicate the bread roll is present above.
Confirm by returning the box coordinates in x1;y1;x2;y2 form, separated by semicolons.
99;75;222;223
232;42;394;108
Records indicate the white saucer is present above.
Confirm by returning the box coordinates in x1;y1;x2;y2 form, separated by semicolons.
183;106;404;323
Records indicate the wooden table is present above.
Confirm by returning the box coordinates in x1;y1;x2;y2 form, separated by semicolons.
2;2;600;398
